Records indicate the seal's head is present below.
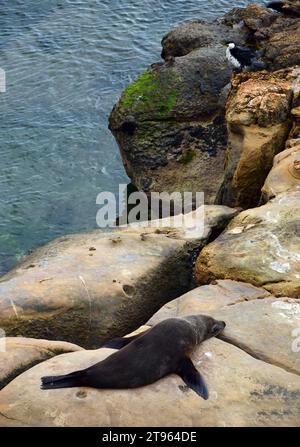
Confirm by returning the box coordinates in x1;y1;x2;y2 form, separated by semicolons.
184;315;226;343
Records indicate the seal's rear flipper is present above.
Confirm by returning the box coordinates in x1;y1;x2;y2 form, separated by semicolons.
102;330;150;349
41;370;86;390
177;357;209;400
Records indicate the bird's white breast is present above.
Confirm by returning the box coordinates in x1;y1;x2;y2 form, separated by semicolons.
226;47;241;69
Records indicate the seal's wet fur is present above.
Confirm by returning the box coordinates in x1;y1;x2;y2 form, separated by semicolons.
41;315;225;400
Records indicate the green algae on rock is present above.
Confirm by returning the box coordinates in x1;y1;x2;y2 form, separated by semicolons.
120;69;181;118
109;46;231;201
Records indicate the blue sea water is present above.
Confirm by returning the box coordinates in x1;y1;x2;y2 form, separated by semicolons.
0;0;265;275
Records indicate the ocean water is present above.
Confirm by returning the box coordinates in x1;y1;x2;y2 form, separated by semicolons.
0;0;265;275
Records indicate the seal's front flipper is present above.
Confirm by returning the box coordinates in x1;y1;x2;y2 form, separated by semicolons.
177;357;209;400
102;330;150;349
102;336;135;349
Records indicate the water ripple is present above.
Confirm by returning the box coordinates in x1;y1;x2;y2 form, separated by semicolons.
0;0;265;274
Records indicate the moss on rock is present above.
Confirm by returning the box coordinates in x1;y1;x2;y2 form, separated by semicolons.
179;149;196;164
121;69;181;118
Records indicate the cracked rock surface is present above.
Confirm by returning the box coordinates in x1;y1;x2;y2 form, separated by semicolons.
0;338;83;390
214;297;300;376
0;206;236;348
219;68;297;208
195;191;300;298
0;281;299;427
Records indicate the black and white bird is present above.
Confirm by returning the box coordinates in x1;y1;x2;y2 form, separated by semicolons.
225;42;266;72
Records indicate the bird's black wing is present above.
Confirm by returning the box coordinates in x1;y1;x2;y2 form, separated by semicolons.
231;46;256;66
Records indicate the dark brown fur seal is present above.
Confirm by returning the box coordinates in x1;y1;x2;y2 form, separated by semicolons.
41;315;225;400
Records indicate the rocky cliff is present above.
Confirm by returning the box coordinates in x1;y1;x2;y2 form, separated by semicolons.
0;3;299;427
109;3;300;209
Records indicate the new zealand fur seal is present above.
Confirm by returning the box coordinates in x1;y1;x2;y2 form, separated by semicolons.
41;315;226;400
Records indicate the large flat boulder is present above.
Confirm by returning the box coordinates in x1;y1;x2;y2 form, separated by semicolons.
0;338;82;390
0;337;299;427
148;279;271;326
214;298;300;375
149;282;300;375
149;282;300;370
1;281;299;427
0;205;236;348
195;191;300;297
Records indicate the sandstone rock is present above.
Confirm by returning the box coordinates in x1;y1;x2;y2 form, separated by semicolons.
214;297;300;375
0;415;31;427
195;191;300;297
149;282;300;375
0;205;237;348
220;68;294;208
1;282;299;427
260;69;300;201
0;338;82;390
148;279;271;326
262;143;300;201
0;337;299;427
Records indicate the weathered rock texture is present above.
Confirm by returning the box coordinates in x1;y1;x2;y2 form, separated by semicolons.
109;4;300;206
195;191;300;297
150;281;300;376
0;338;82;390
215;297;300;376
148;279;271;326
223;3;300;70
109;50;231;203
0;206;236;348
262;143;300;200
261;94;300;201
0;283;299;427
219;68;296;208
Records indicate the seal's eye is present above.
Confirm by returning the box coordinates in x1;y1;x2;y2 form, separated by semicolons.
211;321;225;335
211;324;220;334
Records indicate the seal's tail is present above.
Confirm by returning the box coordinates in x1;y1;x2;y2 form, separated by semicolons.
41;369;86;390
